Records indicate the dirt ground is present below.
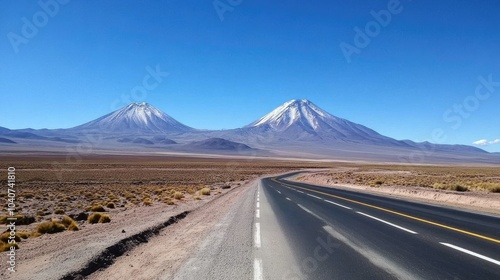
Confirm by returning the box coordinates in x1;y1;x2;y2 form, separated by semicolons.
87;178;254;280
0;155;329;279
1;155;499;279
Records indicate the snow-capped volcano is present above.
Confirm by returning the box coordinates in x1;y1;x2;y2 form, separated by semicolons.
245;99;392;143
248;99;338;131
73;102;193;133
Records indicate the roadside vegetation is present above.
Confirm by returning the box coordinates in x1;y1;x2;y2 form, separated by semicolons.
0;156;332;250
297;165;500;193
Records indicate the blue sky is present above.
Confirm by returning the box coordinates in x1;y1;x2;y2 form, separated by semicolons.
1;0;499;152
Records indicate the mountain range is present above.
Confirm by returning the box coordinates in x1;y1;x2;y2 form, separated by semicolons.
0;99;497;164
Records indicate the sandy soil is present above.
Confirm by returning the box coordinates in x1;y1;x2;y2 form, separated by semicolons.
87;179;252;280
293;172;500;216
0;190;231;280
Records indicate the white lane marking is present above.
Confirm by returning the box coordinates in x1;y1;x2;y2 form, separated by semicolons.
254;223;261;248
296;190;304;194
256;209;260;218
324;199;352;210
297;204;324;221
286;197;291;201
254;258;263;280
323;225;415;279
277;190;281;194
307;194;322;200
256;202;260;208
440;243;500;266
356;212;417;234
298;204;313;214
257;197;260;202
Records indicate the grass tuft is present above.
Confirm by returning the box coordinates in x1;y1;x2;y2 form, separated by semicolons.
143;198;153;206
99;214;111;223
88;213;111;224
36;220;67;234
0;214;36;225
88;213;101;224
0;242;18;252
200;188;211;195
90;205;106;212
173;192;184;199
61;216;79;231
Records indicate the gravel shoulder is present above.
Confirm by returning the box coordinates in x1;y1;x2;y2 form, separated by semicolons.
88;180;255;280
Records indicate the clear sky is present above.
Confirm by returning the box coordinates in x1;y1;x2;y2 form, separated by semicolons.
1;0;499;152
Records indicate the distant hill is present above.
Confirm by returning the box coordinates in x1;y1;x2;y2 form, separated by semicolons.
0;100;497;164
0;137;16;144
183;138;253;151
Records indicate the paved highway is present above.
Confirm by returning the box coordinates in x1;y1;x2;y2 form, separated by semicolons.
173;174;500;279
254;174;500;280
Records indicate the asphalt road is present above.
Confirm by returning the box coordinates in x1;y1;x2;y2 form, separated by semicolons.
173;175;500;280
255;174;500;280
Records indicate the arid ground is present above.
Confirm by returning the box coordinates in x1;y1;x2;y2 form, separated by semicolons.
0;155;499;279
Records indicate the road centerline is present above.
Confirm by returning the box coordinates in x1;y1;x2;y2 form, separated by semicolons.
272;178;500;244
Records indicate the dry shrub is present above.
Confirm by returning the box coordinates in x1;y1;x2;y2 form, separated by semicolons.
173;192;184;199
62;216;79;231
0;232;21;243
36;220;66;234
17;231;30;239
143;198;153;206
200;188;211;195
0;242;18;252
99;214;111;223
88;213;111;224
88;213;102;224
0;215;36;225
90;205;106;212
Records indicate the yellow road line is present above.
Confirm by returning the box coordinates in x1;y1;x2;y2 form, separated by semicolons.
270;178;500;244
